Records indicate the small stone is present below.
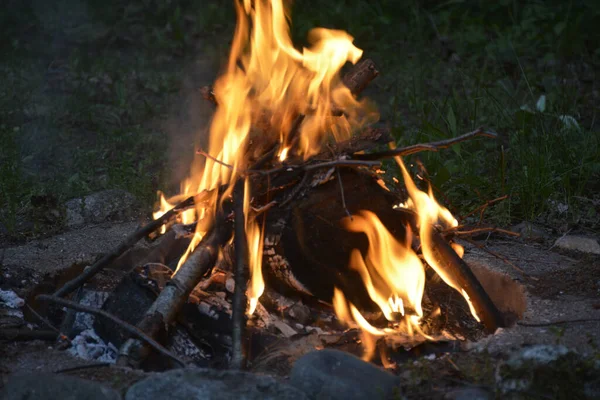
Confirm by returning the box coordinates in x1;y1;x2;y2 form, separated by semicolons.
510;222;548;242
1;373;121;400
125;368;308;400
553;235;600;255
290;349;399;400
496;345;599;398
65;189;138;228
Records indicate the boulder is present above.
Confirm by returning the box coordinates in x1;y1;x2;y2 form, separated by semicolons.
553;235;600;255
65;189;138;227
1;373;121;400
289;349;399;400
125;368;308;400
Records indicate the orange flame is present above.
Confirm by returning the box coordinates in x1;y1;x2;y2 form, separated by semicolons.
245;178;265;315
395;156;478;322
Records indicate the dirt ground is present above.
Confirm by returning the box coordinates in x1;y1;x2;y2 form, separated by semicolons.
1;219;599;397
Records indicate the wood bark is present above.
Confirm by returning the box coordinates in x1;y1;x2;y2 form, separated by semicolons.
117;216;232;367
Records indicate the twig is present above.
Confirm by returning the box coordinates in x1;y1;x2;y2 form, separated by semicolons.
337;168;352;219
249;159;380;176
231;180;248;369
517;318;600;327
54;363;112;374
449;227;520;237
279;172;310;208
36;294;187;367
54;195;196;298
25;303;67;340
460;195;509;223
464;238;533;278
353;127;497;160
251;201;277;216
196;149;234;170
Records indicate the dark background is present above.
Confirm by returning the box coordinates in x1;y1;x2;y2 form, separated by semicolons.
1;0;599;238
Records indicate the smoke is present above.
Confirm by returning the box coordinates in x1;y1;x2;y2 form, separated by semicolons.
162;57;219;195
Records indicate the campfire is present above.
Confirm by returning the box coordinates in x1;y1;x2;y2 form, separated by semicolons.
37;0;509;370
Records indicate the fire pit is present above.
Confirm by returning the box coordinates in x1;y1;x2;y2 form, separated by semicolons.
34;0;519;372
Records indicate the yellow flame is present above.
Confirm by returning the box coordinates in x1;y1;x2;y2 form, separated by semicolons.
342;211;425;321
245;178;265;315
153;0;372;275
395;155;479;322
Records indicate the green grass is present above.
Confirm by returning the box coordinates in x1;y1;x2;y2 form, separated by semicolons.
1;0;599;237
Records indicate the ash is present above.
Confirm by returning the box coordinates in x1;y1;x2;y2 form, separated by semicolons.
0;289;25;318
68;329;118;363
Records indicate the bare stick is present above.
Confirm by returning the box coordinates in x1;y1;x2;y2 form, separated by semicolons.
54;195;196;298
428;230;505;333
25;303;67;339
36;294;187;367
337;168;352;218
448;227;520;237
231;181;249;369
117;215;231;368
196;149;234;170
249;159;380;176
353;127;497;160
460;195;509;223
464;238;533;278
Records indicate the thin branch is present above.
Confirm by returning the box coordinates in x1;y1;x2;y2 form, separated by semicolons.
54;363;112;374
279;172;310;208
449;227;520;238
353;127;497;160
464;238;533;278
25;303;67;340
337;168;352;219
37;294;187;367
54;195;196;298
196;149;234;170
460;195;509;223
249;159;380;176
231;180;248;369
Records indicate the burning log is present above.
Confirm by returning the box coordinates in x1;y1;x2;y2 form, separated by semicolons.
117;215;232;368
231;181;249;369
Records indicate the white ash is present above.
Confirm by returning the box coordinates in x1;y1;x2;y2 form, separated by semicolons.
0;289;25;318
169;329;211;363
68;329;117;363
72;290;109;333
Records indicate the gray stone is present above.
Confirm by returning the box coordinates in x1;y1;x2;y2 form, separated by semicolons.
510;221;548;242
289;349;399;400
553;235;600;255
1;373;121;400
496;345;600;398
125;368;308;400
65;189;138;227
443;387;493;400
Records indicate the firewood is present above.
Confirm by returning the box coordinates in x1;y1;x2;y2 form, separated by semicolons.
117;214;232;368
231;180;249;370
36;294;187;366
353;127;497;161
